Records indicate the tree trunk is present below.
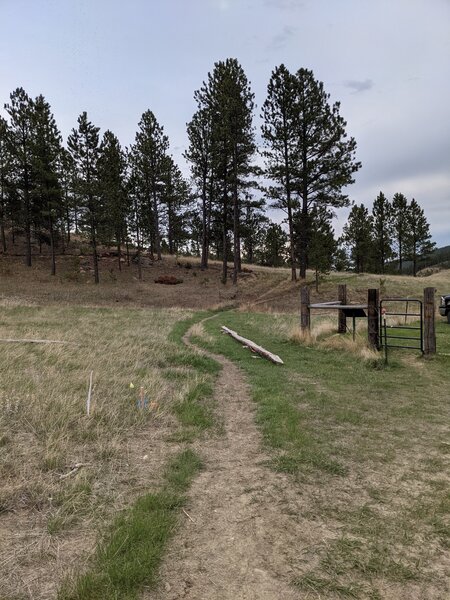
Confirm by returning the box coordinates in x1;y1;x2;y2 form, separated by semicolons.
315;267;319;292
66;203;71;243
200;176;208;270
117;239;122;272
49;215;56;276
222;167;228;285
91;217;99;284
0;222;6;253
152;188;161;260
299;204;308;279
283;137;296;281
398;237;402;273
125;239;130;266
60;222;66;254
24;197;32;266
0;191;6;253
233;189;239;285
287;201;296;281
136;227;142;281
222;204;228;284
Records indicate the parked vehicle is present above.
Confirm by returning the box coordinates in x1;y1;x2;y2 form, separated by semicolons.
439;295;450;323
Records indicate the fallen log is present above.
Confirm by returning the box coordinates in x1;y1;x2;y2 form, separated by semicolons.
221;326;284;365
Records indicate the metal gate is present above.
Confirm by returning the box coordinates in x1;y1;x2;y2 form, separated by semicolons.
379;298;423;353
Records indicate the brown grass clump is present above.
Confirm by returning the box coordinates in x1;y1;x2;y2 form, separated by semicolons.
189;322;214;343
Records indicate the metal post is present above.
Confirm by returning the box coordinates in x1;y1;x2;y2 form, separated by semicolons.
368;288;380;349
300;285;310;334
383;318;388;365
424;287;436;355
338;284;347;334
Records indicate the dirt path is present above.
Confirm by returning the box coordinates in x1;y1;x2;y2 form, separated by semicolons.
153;320;307;600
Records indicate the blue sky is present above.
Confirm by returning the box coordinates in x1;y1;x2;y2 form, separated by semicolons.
1;0;449;244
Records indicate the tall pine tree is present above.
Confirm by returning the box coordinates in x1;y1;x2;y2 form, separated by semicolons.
341;204;373;273
194;59;256;284
4;88;35;266
132;110;169;261
67;112;102;284
261;64;299;281
292;69;360;278
371;191;393;273
405;199;435;276
32;95;62;275
392;192;408;273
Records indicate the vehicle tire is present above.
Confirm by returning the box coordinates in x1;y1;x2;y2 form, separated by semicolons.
447;312;450;324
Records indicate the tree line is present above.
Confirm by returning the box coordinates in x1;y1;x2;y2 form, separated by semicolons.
340;192;434;276
0;59;434;283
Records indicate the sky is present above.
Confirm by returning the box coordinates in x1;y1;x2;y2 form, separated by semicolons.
1;0;449;245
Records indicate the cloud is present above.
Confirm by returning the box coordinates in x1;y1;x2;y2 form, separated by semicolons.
214;0;231;11
344;79;374;94
267;25;296;50
264;0;304;9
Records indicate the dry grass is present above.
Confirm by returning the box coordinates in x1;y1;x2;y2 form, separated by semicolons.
0;304;213;599
189;322;214;343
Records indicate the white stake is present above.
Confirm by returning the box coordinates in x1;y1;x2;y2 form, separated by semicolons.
87;370;93;416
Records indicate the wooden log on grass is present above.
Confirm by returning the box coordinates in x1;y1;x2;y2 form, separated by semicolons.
221;326;284;364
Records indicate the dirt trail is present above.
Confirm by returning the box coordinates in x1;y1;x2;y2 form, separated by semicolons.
153;320;307;600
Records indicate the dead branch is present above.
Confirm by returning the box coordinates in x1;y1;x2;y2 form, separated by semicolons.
221;326;284;364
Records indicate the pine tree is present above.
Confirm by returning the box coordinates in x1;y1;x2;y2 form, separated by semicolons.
127;166;144;280
241;197;267;264
4;88;36;266
405;199;435;276
67;112;102;283
32;95;63;275
391;192;408;273
259;222;288;267
261;64;299;280
293;69;361;278
341;204;373;273
0;117;13;253
306;207;337;291
185;107;215;269
372;191;393;273
58;147;75;245
160;155;191;254
98;130;128;270
132;110;169;261
194;59;256;284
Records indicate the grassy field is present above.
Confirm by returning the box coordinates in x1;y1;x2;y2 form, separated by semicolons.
1;257;450;599
197;312;450;598
0;305;218;599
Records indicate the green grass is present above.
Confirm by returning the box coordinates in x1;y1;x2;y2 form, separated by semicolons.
198;311;450;596
58;449;202;600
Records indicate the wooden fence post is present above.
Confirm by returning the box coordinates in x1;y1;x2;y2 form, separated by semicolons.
424;287;436;355
300;285;310;334
367;288;380;349
338;284;347;334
